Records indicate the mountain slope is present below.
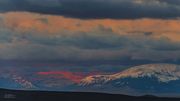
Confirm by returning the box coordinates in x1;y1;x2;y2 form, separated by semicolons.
78;64;180;96
0;70;36;89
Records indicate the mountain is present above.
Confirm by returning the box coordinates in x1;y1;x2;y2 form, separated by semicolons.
78;64;180;96
1;63;180;97
0;70;36;90
0;88;179;101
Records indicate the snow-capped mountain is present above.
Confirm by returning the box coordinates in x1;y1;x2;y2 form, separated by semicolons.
78;64;180;96
0;70;36;89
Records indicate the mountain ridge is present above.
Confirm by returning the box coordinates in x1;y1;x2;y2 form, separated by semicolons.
76;64;180;96
79;64;180;86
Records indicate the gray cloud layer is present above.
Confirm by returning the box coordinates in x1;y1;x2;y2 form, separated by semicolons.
0;25;180;66
0;0;180;19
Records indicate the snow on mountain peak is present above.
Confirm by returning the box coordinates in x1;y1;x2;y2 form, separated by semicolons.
79;64;180;86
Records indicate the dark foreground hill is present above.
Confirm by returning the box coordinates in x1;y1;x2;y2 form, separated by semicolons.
0;88;179;101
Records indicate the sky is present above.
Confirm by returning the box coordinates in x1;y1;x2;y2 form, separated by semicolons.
0;0;180;67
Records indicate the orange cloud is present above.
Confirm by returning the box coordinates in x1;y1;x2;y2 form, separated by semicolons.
1;12;180;42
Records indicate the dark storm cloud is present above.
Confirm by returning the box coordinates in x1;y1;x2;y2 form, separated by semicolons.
0;0;180;19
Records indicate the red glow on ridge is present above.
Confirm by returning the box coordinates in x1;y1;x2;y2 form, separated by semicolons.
37;71;100;83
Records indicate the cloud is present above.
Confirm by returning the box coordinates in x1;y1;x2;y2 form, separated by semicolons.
0;0;180;19
159;0;180;5
2;12;180;42
0;12;180;65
